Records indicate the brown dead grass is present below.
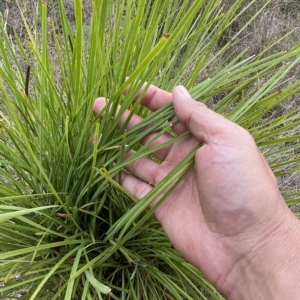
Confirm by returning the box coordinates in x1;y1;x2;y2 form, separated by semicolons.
1;0;299;92
2;1;300;55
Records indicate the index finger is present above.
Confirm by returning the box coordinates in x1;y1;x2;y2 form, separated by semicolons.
128;83;189;135
123;82;172;112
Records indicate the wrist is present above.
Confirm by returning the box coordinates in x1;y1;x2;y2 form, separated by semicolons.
222;207;300;299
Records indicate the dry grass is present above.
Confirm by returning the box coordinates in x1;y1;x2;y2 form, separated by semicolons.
2;1;300;59
1;0;299;95
226;0;300;101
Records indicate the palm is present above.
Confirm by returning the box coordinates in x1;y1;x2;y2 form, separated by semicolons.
152;124;284;288
151;135;250;286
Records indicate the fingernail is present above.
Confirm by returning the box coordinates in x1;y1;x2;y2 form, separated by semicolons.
177;85;191;97
93;97;107;114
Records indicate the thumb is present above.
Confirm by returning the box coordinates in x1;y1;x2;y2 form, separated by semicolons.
172;86;237;143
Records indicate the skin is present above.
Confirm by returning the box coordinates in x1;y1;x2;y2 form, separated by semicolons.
93;85;300;299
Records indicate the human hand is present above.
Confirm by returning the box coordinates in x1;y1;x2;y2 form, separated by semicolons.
93;84;300;299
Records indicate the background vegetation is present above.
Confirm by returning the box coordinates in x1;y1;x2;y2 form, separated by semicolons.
0;0;299;299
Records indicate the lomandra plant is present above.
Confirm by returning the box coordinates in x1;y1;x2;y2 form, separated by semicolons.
0;0;300;298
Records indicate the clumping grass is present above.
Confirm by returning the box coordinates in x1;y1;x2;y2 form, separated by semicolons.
0;0;300;299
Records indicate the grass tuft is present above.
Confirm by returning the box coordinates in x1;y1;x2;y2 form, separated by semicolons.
0;0;299;299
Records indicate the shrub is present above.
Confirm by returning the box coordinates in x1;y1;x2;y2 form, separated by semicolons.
0;0;300;298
